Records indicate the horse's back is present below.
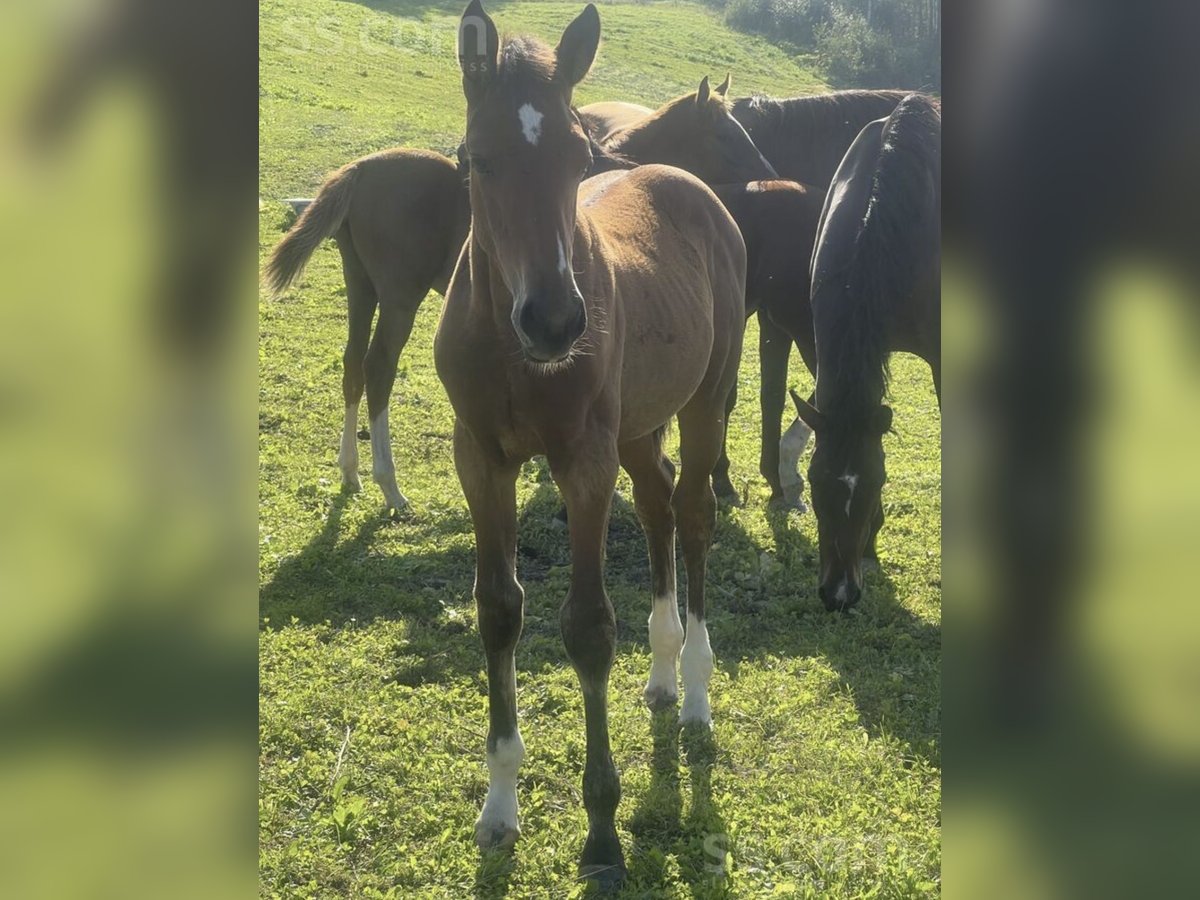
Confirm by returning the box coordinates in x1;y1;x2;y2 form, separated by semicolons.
581;164;746;440
345;148;466;290
810;118;886;292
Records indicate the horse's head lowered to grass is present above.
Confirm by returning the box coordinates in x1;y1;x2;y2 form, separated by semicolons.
792;389;891;611
457;0;600;365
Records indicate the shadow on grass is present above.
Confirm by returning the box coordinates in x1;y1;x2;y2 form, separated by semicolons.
261;464;939;753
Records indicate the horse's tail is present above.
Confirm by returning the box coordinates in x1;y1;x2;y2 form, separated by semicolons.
263;162;359;295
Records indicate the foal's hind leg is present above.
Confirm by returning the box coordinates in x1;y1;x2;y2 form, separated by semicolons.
363;281;424;512
674;394;733;727
454;422;525;851
337;240;377;491
620;430;681;709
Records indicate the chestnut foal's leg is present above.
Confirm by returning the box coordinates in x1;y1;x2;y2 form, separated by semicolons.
336;242;376;491
454;422;525;851
550;438;625;884
620;431;682;709
363;281;422;513
674;395;732;727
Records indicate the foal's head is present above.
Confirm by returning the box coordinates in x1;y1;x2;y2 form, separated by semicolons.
609;75;778;184
792;390;893;611
458;1;600;365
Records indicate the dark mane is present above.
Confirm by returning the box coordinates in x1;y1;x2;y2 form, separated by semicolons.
732;90;910;187
819;93;941;426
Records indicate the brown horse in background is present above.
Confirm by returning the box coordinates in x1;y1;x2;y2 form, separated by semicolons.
264;79;773;513
437;2;745;885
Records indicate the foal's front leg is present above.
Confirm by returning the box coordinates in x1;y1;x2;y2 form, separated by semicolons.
551;439;625;884
454;422;524;850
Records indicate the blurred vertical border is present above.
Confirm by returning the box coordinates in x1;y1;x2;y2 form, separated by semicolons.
0;0;256;896
944;0;1200;896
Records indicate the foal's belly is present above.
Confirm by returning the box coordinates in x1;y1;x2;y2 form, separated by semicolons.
614;282;716;442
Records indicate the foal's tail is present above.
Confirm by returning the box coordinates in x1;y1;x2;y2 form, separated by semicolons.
263;161;360;295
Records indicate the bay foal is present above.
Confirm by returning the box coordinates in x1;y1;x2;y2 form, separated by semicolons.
435;2;745;883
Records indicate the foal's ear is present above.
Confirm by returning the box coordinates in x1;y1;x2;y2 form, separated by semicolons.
790;388;824;432
715;73;732;97
872;405;894;435
459;0;499;91
556;4;601;88
696;75;712;106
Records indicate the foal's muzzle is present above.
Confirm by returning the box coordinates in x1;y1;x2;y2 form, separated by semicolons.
515;292;587;363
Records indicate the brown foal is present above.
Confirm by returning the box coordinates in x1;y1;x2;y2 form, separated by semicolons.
435;2;746;884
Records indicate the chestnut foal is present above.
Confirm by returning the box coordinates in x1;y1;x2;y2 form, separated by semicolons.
435;2;746;884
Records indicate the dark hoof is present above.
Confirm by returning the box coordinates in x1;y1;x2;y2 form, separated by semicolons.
474;819;520;852
357;428;370;440
713;480;742;507
578;862;626;892
767;493;807;513
579;828;625;892
642;685;678;711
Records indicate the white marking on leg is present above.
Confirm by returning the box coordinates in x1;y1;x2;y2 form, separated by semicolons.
778;416;812;509
339;403;361;490
370;409;408;510
839;472;858;516
644;592;684;706
517;103;543;146
475;731;524;848
679;612;714;726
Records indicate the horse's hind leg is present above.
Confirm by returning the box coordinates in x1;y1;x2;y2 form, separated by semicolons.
454;421;525;851
674;375;737;726
337;239;377;491
363;279;424;512
620;430;681;709
711;381;741;506
758;311;792;505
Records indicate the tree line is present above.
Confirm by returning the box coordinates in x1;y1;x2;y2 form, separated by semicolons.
704;0;940;90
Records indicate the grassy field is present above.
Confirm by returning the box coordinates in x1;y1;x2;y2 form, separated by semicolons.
259;1;941;896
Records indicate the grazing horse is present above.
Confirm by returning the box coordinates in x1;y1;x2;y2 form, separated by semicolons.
791;93;941;611
264;83;773;514
436;2;745;884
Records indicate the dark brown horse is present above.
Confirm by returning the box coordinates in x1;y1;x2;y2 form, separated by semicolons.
791;93;941;611
436;2;745;885
730;89;910;187
264;81;773;513
708;180;825;508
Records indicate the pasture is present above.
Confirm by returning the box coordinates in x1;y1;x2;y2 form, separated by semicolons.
259;0;941;896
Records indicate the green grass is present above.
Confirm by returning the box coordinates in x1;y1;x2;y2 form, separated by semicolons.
259;1;940;896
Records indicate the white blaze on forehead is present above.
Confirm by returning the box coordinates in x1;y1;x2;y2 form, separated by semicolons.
517;103;543;146
557;235;568;274
839;472;858;516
